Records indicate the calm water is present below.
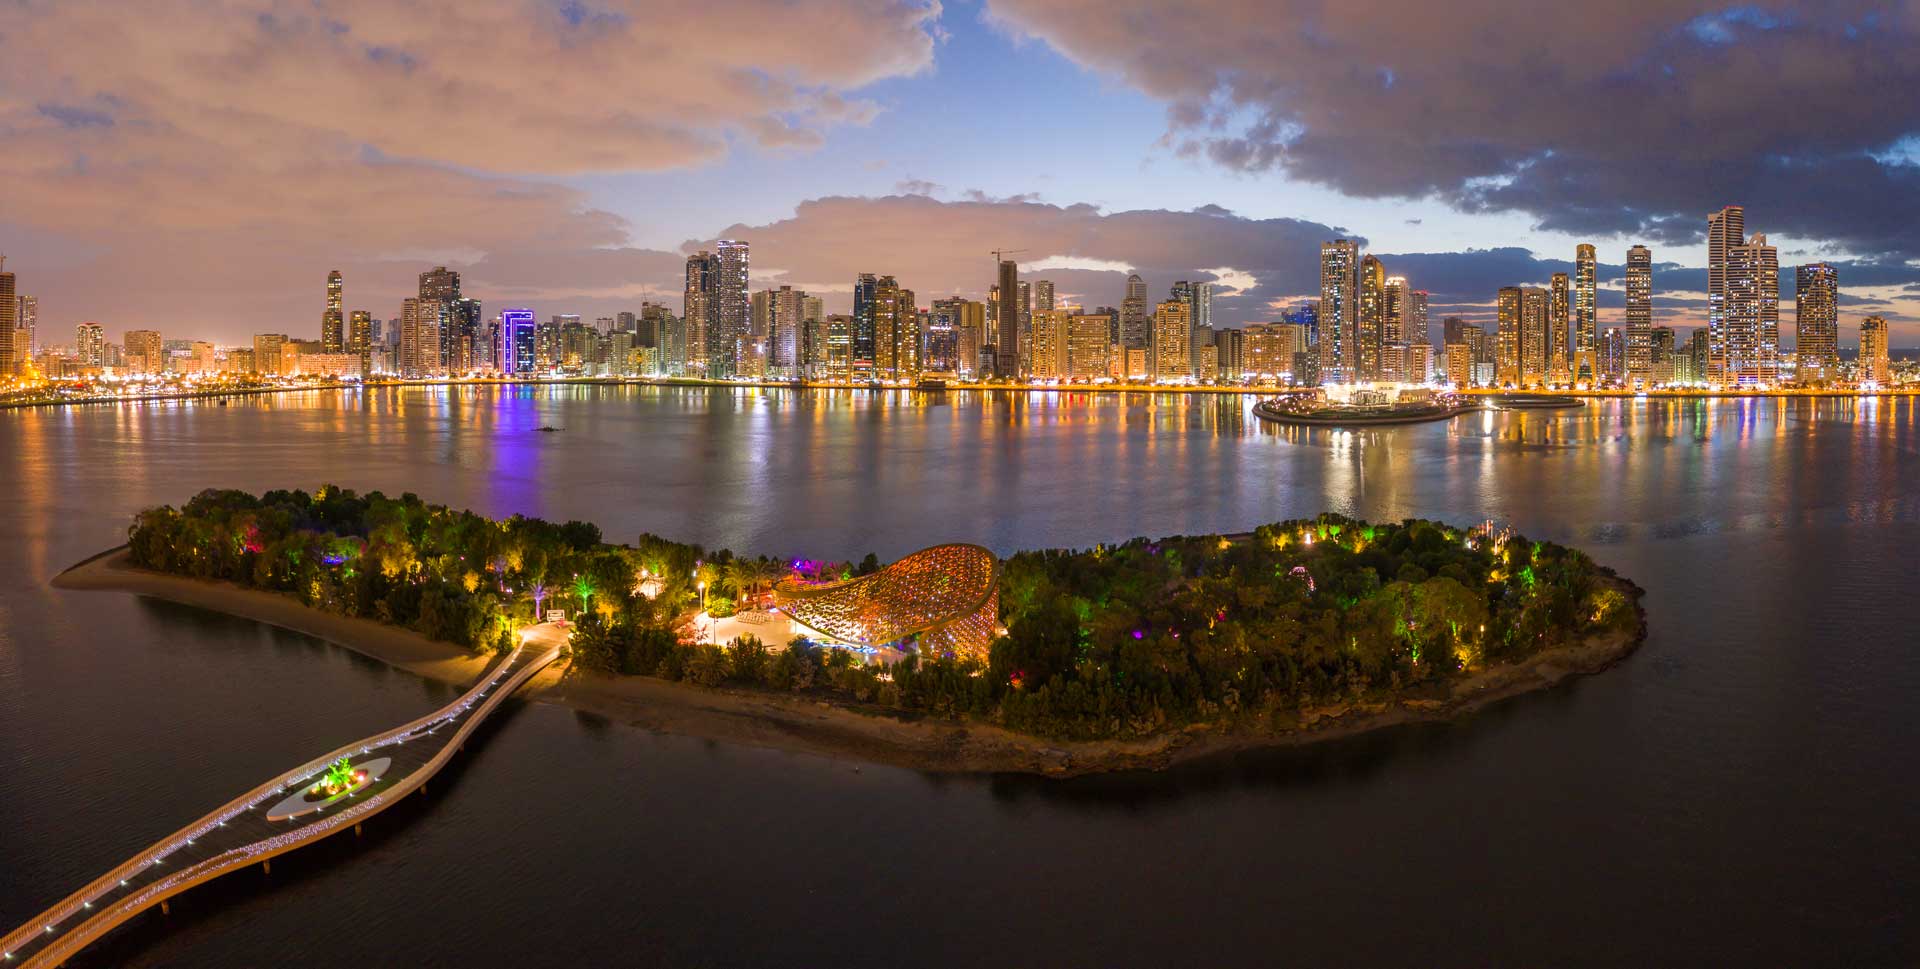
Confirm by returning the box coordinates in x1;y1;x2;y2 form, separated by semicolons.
2;386;1916;966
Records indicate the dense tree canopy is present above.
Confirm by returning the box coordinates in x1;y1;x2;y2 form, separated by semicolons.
130;489;1636;740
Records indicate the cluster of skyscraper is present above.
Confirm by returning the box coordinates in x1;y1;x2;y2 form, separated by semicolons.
659;245;1284;384
0;203;1904;390
1414;205;1889;390
1315;242;1433;384
0;256;40;379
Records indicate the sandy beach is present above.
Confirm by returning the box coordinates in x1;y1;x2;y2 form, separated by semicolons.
55;547;1646;776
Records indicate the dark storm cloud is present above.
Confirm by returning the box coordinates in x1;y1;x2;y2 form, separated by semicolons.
989;0;1920;258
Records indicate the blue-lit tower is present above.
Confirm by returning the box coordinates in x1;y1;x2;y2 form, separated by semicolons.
503;308;537;374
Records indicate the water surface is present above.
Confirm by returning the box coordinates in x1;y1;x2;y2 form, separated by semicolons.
1;386;1914;966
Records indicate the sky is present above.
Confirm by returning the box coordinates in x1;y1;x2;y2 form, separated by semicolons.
3;0;1919;346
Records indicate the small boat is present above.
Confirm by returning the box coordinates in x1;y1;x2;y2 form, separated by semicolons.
537;425;560;433
915;377;948;392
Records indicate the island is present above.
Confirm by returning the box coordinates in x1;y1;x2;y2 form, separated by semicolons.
1253;387;1479;426
61;486;1646;775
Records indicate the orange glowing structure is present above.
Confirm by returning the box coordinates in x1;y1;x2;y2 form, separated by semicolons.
774;544;1000;661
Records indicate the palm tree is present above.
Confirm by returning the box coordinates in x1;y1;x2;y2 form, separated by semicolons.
721;559;755;600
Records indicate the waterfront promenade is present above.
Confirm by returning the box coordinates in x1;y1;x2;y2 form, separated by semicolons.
0;626;568;968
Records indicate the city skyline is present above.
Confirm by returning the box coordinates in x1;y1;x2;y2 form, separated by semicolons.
4;2;1920;343
6;201;1912;392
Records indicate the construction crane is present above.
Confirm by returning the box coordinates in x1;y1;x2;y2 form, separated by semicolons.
989;248;1027;265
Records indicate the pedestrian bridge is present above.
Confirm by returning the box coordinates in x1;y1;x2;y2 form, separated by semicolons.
1;626;568;968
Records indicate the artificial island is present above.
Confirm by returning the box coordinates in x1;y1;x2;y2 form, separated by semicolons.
62;486;1647;774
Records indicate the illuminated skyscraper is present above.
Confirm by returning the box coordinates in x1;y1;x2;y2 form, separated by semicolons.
1795;263;1839;384
1705;205;1744;384
322;270;345;352
1407;289;1429;347
852;273;878;373
704;240;750;378
1171;280;1213;379
14;294;36;369
924;300;961;373
1496;287;1521;386
0;256;15;376
1573;244;1598;354
1029;308;1070;378
1318;240;1359;382
1121;273;1149;350
1068;313;1111;378
404;266;462;377
1859;315;1890;385
348;309;373;374
501;308;536;374
766;285;805;377
873;276;918;379
934;297;986;378
1725;232;1780;385
1032;279;1055;312
1520;287;1550;385
1549;271;1570;378
995;259;1020;378
1356;255;1387;381
347;310;372;353
683;251;718;375
1382;275;1408;345
1152;299;1191;381
75;322;105;368
398;297;436;377
1625;245;1653;384
125;329;165;375
447;297;483;373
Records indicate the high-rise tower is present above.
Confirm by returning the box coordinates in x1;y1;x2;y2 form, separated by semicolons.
1356;255;1387;382
1382;275;1408;346
1573;244;1598;354
1625;245;1653;384
1171;280;1213;378
1318;241;1359;383
1859;315;1891;385
995;259;1020;379
1795;263;1839;384
705;240;750;379
1705;205;1745;385
0;256;15;377
1121;274;1149;350
1549;271;1570;376
322;270;345;352
683;252;718;375
1725;233;1780;386
852;272;878;373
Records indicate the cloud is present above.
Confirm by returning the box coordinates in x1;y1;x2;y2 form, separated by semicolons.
687;194;1346;323
5;0;941;177
985;0;1920;258
0;0;943;338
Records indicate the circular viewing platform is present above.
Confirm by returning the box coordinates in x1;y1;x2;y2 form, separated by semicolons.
1252;393;1479;427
